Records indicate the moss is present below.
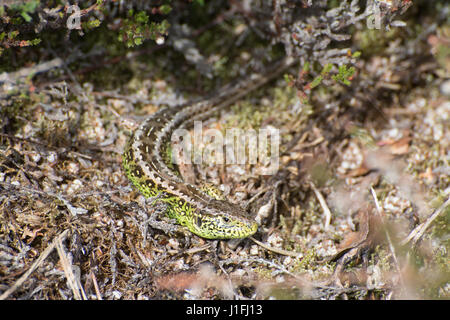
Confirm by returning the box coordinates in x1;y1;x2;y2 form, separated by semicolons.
225;85;302;132
353;27;402;57
433;247;450;278
0;98;31;133
292;249;318;273
429;196;450;243
264;286;303;300
310;162;334;188
369;246;392;272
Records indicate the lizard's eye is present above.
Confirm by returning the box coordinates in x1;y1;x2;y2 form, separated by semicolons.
222;216;230;223
195;216;203;227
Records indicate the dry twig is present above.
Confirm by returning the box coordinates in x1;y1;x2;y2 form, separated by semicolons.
0;229;70;300
310;182;332;230
250;236;303;258
55;237;87;300
400;196;450;246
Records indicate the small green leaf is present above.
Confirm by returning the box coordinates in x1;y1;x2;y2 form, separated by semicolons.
159;5;172;15
21;11;32;22
158;19;170;33
88;19;101;28
310;75;323;88
321;63;333;75
284;74;291;83
136;11;149;24
352;51;361;58
30;38;41;45
8;31;19;40
302;62;310;72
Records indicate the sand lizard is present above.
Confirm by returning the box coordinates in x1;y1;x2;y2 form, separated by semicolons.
123;57;295;239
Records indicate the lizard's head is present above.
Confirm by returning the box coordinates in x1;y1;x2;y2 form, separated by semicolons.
187;200;258;239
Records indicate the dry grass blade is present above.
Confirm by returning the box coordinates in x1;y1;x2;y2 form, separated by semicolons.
90;272;103;300
55;237;87;300
250;237;303;258
370;187;406;293
400;196;450;246
310;182;332;230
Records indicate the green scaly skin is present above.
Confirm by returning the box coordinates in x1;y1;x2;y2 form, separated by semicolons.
123;152;257;239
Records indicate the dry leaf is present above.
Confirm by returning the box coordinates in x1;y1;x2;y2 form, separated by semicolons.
377;136;411;155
